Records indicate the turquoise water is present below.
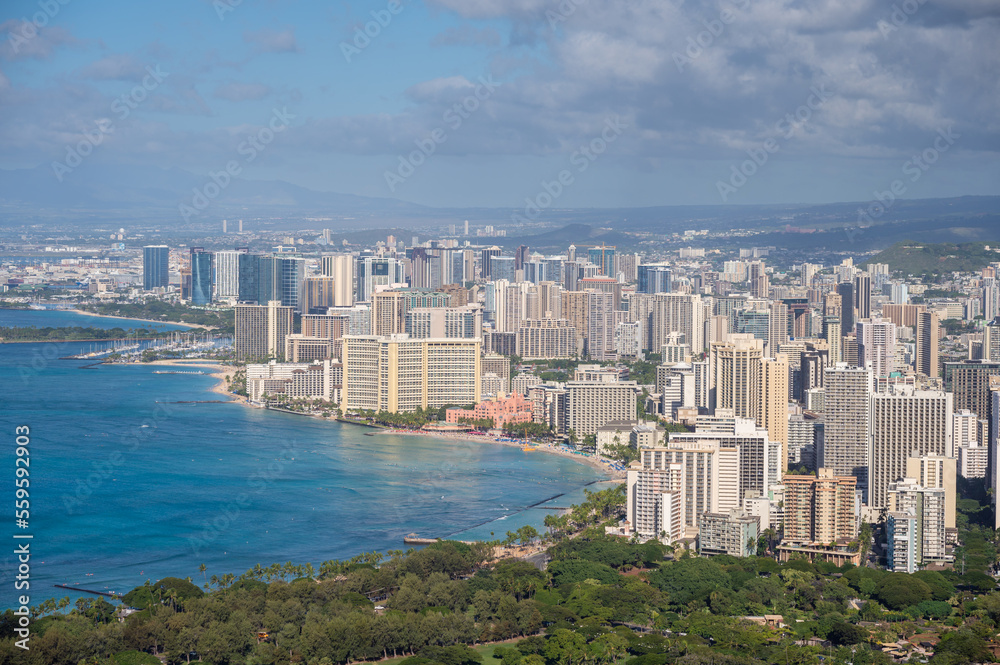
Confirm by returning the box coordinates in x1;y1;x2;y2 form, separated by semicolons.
1;311;607;608
0;308;190;332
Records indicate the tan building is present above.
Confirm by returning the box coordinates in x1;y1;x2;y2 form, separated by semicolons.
905;454;956;529
302;276;337;314
370;290;407;336
320;254;355;306
342;334;481;413
235;300;293;361
565;380;638;437
516;319;579;359
284;334;339;363
868;387;953;510
782;468;858;545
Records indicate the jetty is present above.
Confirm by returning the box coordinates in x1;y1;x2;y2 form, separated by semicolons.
403;533;440;545
54;584;122;599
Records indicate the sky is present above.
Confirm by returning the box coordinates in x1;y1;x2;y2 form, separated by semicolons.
1;0;998;209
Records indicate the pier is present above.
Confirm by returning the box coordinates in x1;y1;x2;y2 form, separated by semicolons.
54;584;122;599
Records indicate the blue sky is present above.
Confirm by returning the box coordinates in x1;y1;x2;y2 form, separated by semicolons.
1;0;998;208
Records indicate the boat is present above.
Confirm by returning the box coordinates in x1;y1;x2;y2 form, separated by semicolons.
523;446;537;451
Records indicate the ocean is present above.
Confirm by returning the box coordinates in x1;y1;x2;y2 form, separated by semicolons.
0;310;609;608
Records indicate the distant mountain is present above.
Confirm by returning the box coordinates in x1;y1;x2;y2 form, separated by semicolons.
861;241;1000;276
0;164;425;218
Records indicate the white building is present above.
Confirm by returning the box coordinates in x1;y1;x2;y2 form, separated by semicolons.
247;359;342;404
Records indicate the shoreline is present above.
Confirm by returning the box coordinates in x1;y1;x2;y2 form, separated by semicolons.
133;358;622;479
143;358;247;405
379;429;624;479
71;308;203;330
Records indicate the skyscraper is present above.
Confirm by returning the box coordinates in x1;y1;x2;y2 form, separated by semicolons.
234;300;293;361
142;245;169;290
868;387;953;509
915;311;940;377
836;282;855;335
342;335;481;413
480;246;502;279
189;248;213;306
821;364;873;491
711;334;763;417
587;245;616;277
854;273;871;320
857;317;896;377
302;276;337;314
321;254;355;306
214;250;243;300
637;264;672;294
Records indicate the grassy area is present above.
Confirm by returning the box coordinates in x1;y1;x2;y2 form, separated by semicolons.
374;640;513;665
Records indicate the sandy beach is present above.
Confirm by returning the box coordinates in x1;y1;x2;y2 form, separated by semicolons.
145;358;246;404
71;309;202;329
380;428;624;479
136;357;622;478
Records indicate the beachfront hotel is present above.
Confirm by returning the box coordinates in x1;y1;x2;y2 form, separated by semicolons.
342;334;481;413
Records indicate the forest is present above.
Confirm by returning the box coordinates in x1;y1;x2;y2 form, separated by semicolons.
2;486;999;665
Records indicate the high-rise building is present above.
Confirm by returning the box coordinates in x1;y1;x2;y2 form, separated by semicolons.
637;264;672;294
915;311;940;378
321;254;355;306
628;441;738;536
836;282;855;334
406;305;483;339
820;364;873;491
982;317;1000;362
854;273;872;320
868;387;953;509
516;319;578;359
142;245;169;290
237;252;258;303
480;246;502;279
189;248;213;306
857;318;896;377
302;276;337;314
823;317;842;364
711;334;763;417
669;417;781;504
342;335;481;413
234;300;293;361
768;301;789;357
214;249;243;300
888;478;948;569
905;454;956;529
356;256;405;302
760;354;790;470
565;381;638;436
781;468;858;548
698;509;760;557
588;244;616;277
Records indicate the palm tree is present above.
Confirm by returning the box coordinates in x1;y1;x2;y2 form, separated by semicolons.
198;563;207;586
